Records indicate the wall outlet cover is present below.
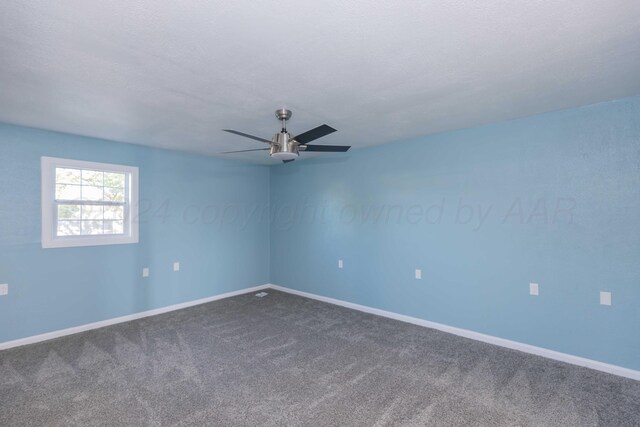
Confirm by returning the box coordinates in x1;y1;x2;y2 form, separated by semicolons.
0;284;8;296
338;259;343;269
142;268;150;278
530;283;539;296
173;262;180;272
415;269;422;279
600;291;612;306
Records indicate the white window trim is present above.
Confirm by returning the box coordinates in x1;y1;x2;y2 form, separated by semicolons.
41;156;139;249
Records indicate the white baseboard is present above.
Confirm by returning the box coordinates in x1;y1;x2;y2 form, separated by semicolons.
3;282;638;381
0;284;270;351
266;284;640;381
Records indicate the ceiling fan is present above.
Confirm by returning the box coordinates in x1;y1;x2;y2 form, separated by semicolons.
221;109;350;163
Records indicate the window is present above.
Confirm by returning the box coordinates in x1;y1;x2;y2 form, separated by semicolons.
41;157;139;248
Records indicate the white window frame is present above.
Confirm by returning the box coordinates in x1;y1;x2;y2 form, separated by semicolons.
41;156;139;248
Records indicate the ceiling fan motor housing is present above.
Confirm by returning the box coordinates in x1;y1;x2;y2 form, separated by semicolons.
270;131;299;160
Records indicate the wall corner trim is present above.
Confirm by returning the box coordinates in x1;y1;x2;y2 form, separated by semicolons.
266;284;640;381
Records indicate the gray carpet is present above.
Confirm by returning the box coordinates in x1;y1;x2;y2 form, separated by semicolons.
1;290;639;426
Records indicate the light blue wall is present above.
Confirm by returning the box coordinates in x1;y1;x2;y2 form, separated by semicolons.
2;97;639;371
270;96;640;371
0;124;270;343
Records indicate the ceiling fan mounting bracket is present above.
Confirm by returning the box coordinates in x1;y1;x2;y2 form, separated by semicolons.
275;108;292;121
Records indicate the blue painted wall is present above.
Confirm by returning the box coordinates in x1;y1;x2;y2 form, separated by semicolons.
0;124;270;342
2;97;639;371
270;96;640;371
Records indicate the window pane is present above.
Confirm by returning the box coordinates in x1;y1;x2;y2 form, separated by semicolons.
81;170;103;186
104;187;125;202
43;156;137;248
57;220;81;236
81;185;104;201
82;220;103;235
104;205;124;220
104;172;125;189
104;220;124;234
56;184;81;200
58;204;81;220
82;205;104;220
56;168;81;184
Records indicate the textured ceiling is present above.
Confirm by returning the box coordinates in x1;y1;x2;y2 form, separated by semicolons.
1;1;639;164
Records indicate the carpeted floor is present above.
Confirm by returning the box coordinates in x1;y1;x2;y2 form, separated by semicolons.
1;290;639;426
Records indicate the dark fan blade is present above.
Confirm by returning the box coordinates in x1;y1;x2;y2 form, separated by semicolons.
293;124;337;144
220;148;270;154
301;144;350;152
282;159;295;163
222;129;271;143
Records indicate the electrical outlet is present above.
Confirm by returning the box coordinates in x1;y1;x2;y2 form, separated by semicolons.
142;268;150;278
415;269;422;279
529;283;539;296
600;291;612;306
173;262;180;272
338;259;343;269
0;284;8;296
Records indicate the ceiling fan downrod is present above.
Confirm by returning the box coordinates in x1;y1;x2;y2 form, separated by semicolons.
275;108;292;133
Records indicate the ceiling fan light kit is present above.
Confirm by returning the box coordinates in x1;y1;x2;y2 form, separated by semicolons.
222;108;350;163
270;129;299;160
